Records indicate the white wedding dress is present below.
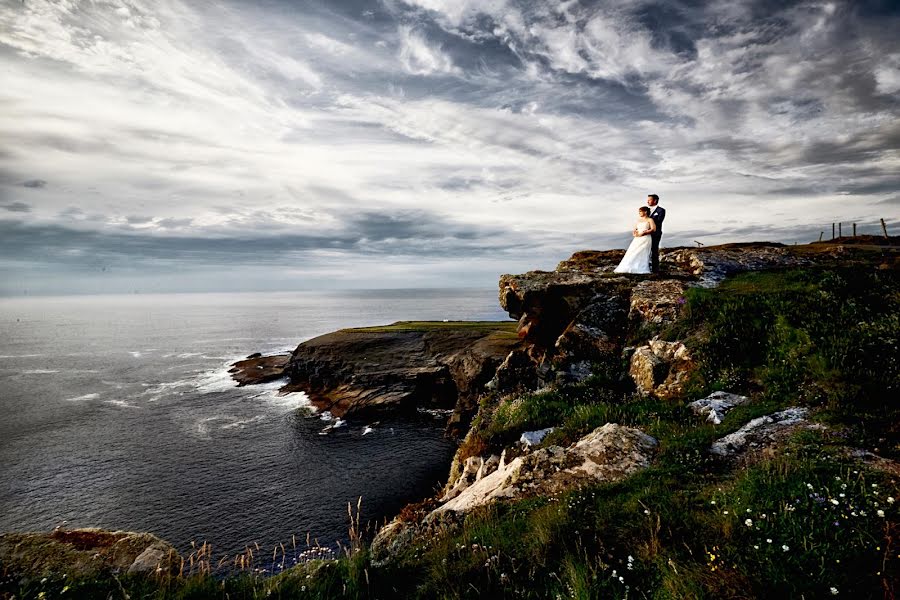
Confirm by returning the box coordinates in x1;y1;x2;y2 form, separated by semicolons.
614;220;652;274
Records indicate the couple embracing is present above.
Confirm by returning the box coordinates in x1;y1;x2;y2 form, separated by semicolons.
614;194;665;275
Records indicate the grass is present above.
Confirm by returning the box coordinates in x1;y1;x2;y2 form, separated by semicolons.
3;266;897;599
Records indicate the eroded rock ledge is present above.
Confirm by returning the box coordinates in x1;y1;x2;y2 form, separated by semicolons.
0;529;179;579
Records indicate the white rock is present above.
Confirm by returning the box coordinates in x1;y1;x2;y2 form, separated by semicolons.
689;391;750;425
436;424;657;513
711;407;810;457
520;428;554;447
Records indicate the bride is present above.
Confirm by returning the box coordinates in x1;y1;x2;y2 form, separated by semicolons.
614;206;657;274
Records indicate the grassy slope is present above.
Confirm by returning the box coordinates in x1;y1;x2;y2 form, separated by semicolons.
4;268;897;599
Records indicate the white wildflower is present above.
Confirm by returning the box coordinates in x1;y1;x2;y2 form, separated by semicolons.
745;519;753;527
878;510;885;517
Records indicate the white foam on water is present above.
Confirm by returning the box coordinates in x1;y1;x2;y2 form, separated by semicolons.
104;399;139;409
176;352;203;358
0;354;45;359
21;369;59;374
319;411;334;421
129;351;142;358
220;415;266;430
362;426;375;435
65;393;100;402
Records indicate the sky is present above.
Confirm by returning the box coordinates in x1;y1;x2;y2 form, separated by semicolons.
1;0;898;295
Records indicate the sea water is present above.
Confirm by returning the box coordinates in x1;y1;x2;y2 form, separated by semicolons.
0;289;508;560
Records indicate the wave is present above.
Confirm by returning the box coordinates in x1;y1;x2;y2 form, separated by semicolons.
128;351;142;358
0;354;45;359
65;393;100;402
21;369;60;374
104;399;139;409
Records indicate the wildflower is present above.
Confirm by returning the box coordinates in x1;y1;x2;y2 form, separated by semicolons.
888;497;895;504
766;539;773;544
782;545;790;552
878;510;885;517
644;509;650;515
760;513;766;519
830;587;839;595
710;500;716;505
724;510;729;515
830;499;839;505
806;483;813;490
839;493;845;498
753;545;759;549
745;519;753;527
619;576;625;583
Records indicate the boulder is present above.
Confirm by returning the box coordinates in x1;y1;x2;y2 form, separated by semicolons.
710;407;815;457
688;391;750;425
629;339;695;399
434;424;657;513
629;279;688;325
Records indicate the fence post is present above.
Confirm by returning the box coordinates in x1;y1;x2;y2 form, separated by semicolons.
853;223;856;237
818;231;824;242
832;223;835;240
838;222;842;238
882;218;889;238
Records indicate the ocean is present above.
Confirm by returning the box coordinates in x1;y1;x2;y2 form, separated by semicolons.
0;289;509;563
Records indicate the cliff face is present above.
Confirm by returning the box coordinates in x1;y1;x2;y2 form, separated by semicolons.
283;322;522;433
495;240;893;388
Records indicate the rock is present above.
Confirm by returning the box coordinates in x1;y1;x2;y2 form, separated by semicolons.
520;428;554;447
0;529;179;579
228;354;289;386
127;542;175;574
629;339;695;399
441;454;501;501
688;391;750;425
629;279;688;325
282;322;521;426
434;424;657;513
663;243;812;287
553;294;629;380
710;407;814;457
488;348;539;394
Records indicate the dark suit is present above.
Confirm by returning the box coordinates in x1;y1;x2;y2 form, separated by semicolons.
649;205;665;272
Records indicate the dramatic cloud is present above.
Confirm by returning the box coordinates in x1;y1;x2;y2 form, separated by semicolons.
0;0;897;294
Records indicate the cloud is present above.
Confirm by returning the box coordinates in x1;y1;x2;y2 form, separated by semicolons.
0;0;897;294
396;25;460;75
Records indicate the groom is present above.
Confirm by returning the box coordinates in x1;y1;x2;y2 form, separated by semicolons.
647;194;665;272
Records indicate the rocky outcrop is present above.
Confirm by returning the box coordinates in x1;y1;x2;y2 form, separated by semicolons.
710;407;817;457
437;424;657;513
372;424;657;564
228;354;289;386
689;391;750;425
283;323;522;429
629;339;695;399
663;243;812;287
0;529;179;579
